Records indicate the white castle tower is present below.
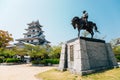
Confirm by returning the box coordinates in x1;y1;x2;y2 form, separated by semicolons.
15;20;50;48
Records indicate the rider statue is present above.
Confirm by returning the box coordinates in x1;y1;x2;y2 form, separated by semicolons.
81;10;88;26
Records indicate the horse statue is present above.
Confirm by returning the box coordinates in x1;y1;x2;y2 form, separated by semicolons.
71;16;99;38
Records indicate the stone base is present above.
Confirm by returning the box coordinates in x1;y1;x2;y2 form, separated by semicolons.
58;37;118;75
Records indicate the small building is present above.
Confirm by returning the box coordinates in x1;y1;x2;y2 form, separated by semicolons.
15;20;50;47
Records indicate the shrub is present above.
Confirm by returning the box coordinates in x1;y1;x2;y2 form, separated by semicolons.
6;58;21;63
31;60;40;64
0;56;4;63
31;59;59;65
31;60;46;64
44;59;59;64
0;59;3;63
39;60;46;64
116;55;120;62
53;59;59;64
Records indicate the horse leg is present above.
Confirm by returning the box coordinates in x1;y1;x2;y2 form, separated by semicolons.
87;29;94;38
91;31;94;38
78;29;80;38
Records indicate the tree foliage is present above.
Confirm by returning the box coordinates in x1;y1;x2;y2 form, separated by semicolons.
0;48;16;58
24;44;49;60
49;45;61;59
112;45;120;62
111;38;120;62
0;30;13;48
0;41;62;63
113;46;120;55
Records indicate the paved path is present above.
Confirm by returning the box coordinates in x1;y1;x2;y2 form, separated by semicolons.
0;64;56;80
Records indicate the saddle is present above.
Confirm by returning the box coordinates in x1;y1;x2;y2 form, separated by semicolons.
80;18;88;27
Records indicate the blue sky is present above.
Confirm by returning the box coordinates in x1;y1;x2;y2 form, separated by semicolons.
0;0;120;45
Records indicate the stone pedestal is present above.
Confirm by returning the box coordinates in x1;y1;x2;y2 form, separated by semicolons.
58;37;118;75
58;43;68;71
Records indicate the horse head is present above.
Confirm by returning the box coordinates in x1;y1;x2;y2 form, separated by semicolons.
71;16;80;29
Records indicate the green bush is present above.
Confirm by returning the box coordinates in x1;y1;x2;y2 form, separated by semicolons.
53;59;59;64
44;59;59;64
31;60;46;64
39;60;46;64
0;59;3;63
6;58;21;63
116;55;120;62
32;60;40;64
0;56;4;63
32;59;59;65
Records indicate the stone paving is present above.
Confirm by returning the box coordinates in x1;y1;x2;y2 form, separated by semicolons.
0;64;56;80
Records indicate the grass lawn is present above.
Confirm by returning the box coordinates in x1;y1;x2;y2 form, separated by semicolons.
36;68;120;80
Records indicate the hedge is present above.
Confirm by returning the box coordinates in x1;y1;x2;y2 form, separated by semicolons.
0;59;3;63
0;56;4;63
6;58;21;63
116;55;120;62
32;59;59;65
44;59;59;64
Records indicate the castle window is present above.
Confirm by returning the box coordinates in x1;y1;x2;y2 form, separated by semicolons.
27;35;31;37
33;30;35;32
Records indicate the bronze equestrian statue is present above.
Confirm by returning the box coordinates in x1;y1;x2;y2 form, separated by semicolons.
71;11;99;38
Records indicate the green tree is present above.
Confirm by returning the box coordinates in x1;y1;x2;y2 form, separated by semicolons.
113;46;120;55
49;45;61;59
15;48;28;56
113;45;120;62
110;38;120;61
24;44;49;60
0;48;16;59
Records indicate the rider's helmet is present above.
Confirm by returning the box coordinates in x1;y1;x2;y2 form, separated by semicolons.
83;10;86;14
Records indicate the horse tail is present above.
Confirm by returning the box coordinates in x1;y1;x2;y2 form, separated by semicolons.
94;23;100;33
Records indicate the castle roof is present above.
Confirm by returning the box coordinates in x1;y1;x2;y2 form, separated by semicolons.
16;37;43;41
27;20;42;28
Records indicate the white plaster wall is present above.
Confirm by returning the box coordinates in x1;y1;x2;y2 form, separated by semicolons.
33;39;39;42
